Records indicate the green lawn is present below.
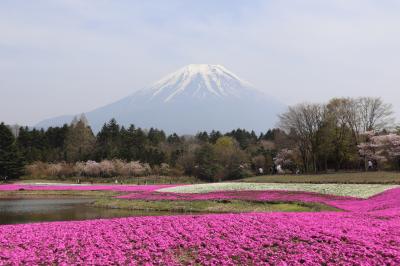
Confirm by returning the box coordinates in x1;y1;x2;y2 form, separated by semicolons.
17;175;201;185
15;171;400;185
238;171;400;184
93;198;338;213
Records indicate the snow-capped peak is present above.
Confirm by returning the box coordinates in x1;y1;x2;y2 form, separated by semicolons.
36;64;284;133
147;64;254;102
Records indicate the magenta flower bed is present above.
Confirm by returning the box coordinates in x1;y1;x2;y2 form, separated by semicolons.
0;188;399;264
0;184;176;192
118;189;355;205
117;188;400;213
0;211;399;265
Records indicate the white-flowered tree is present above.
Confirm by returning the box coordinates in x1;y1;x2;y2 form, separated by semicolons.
273;149;298;173
358;132;400;169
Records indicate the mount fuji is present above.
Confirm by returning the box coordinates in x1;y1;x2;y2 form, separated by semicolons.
36;64;285;133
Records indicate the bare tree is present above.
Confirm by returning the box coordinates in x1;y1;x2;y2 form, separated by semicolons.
357;97;394;132
279;103;326;173
335;97;394;145
341;98;362;144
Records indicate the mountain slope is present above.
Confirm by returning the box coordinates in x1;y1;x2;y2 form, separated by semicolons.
36;64;285;133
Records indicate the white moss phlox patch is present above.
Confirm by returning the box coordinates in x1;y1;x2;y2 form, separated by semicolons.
158;183;399;199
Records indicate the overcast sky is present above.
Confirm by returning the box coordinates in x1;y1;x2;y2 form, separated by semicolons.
1;0;400;126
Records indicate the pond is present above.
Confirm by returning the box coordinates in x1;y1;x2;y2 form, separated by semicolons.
0;198;178;225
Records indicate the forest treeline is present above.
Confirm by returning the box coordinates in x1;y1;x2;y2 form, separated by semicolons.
0;97;399;181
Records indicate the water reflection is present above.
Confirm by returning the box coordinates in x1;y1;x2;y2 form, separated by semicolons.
0;198;177;225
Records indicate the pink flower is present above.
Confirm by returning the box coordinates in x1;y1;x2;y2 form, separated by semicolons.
1;186;400;264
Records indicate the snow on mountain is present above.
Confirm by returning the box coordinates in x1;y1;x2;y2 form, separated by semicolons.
36;64;285;133
148;64;253;102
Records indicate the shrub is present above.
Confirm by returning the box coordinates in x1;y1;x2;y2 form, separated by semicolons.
83;161;101;177
99;160;115;177
121;161;151;177
25;162;49;177
24;160;179;179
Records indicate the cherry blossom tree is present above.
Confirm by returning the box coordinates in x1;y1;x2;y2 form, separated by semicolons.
273;149;298;172
358;132;400;169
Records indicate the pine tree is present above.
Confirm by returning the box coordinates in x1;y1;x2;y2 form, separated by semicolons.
16;127;47;162
44;124;69;161
148;128;166;146
209;130;222;144
95;118;122;159
194;143;220;181
167;133;182;144
0;123;24;180
196;131;209;142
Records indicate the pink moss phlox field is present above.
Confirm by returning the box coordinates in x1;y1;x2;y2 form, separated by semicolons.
118;189;355;205
1;186;400;264
0;184;176;192
0;209;399;265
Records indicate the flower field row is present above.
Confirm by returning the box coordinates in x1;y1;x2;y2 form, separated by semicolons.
119;187;400;213
158;182;398;198
0;184;175;192
118;189;353;203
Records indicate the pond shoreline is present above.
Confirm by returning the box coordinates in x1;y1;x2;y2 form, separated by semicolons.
0;188;340;225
